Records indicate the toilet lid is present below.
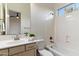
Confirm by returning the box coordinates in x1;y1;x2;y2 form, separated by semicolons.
38;49;54;56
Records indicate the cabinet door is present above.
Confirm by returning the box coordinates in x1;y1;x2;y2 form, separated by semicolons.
25;49;36;56
0;49;8;56
13;52;26;56
26;43;37;50
9;45;25;55
13;49;36;56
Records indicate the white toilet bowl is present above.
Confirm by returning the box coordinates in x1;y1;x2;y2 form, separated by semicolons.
38;49;54;56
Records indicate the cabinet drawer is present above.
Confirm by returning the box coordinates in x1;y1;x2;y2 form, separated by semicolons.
0;49;8;56
13;49;36;56
25;49;36;56
26;43;37;50
13;52;26;56
9;45;25;55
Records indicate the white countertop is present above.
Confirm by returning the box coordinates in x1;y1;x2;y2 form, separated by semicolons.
0;38;43;49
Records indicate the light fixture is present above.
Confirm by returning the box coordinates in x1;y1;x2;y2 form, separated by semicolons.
50;12;54;15
10;12;20;19
16;13;20;19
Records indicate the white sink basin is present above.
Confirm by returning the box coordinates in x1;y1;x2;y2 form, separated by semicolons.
0;38;34;46
6;40;25;45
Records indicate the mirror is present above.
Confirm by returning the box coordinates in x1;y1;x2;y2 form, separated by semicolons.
8;10;21;35
0;3;5;35
4;3;31;35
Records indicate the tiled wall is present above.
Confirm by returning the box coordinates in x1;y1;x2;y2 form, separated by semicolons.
0;35;26;40
0;35;16;40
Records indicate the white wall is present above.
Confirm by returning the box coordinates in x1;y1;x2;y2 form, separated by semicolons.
6;3;31;34
31;4;54;45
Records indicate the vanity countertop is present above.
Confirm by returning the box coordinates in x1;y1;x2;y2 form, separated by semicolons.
0;38;43;49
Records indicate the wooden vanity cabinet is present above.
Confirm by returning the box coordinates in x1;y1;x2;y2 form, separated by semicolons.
25;43;37;56
9;45;25;56
0;43;37;56
0;49;8;56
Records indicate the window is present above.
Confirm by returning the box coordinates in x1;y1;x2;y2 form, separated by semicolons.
58;3;77;16
58;8;65;16
65;4;75;14
75;3;79;10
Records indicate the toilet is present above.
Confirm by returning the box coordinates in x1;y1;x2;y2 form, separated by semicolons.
36;39;54;56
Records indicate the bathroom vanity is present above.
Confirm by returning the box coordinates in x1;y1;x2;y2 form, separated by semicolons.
0;43;36;56
0;39;42;56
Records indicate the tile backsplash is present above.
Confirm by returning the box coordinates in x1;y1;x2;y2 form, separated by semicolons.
0;35;16;40
0;35;27;41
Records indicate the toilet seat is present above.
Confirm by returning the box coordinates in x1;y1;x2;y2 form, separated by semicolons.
38;49;54;56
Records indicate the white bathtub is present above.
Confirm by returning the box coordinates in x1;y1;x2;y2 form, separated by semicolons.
46;45;65;56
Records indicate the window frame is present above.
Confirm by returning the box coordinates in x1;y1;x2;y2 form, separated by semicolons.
57;3;76;16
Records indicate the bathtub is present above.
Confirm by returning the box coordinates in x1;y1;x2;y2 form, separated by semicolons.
46;45;65;56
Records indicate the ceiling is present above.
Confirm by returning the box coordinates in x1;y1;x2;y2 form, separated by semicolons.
35;3;68;10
